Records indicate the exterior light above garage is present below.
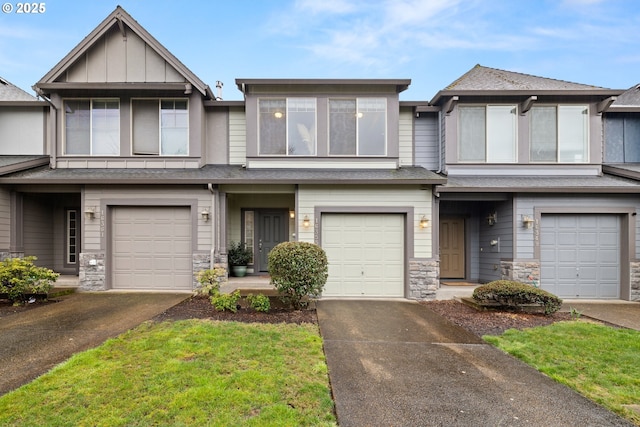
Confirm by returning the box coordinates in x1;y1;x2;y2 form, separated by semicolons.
522;215;534;229
200;208;210;222
303;215;310;228
84;207;96;220
419;215;429;229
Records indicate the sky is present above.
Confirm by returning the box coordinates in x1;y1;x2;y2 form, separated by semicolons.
1;0;639;101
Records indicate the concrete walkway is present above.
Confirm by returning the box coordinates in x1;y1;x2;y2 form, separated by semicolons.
317;300;633;427
0;292;189;396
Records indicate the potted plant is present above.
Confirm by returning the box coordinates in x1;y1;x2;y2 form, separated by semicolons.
228;241;252;277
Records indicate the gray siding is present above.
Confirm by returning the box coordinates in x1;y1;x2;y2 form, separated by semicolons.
0;188;10;250
415;112;439;171
478;199;513;282
23;196;54;269
0;107;45;155
515;194;640;259
604;113;640;163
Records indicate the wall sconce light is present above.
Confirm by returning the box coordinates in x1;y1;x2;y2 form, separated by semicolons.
289;210;295;219
274;111;283;119
302;215;310;228
522;215;534;229
200;208;210;222
419;215;429;229
84;207;96;220
487;212;497;226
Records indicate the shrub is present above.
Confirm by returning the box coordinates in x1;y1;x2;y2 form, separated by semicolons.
196;267;227;296
210;290;241;312
246;293;271;312
228;241;252;266
472;280;563;315
0;256;59;303
268;242;328;310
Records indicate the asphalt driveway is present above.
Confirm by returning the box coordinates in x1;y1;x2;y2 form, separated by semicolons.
317;300;633;427
0;292;189;396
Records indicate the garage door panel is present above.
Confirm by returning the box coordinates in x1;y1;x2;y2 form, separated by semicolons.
112;206;192;290
541;214;619;299
322;213;404;297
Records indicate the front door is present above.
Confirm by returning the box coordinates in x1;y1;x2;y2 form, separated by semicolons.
440;217;465;279
256;210;288;273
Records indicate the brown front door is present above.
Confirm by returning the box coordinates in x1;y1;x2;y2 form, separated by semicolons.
440;217;465;279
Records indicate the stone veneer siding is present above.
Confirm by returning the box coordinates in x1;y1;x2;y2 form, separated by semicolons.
501;261;541;287
630;262;640;301
409;259;439;300
79;252;106;291
0;252;25;261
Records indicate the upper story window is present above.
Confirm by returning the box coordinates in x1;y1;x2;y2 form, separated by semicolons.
132;99;189;156
259;98;316;155
329;98;386;156
530;105;588;163
458;105;517;163
64;99;120;155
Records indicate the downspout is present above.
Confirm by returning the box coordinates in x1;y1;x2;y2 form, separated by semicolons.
436;110;442;174
34;88;57;169
207;183;218;269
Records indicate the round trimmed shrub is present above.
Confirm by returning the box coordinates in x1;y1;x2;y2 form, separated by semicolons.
268;242;328;310
472;280;563;315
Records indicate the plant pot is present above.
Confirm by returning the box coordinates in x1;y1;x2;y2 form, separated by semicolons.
231;265;248;277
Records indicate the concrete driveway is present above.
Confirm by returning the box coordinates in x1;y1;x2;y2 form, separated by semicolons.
317;300;633;427
0;292;189;396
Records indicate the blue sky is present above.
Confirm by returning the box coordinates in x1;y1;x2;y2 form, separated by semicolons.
1;0;639;101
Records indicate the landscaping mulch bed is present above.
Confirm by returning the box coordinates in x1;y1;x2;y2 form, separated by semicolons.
1;294;572;337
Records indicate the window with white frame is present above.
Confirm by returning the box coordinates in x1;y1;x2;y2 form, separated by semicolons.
64;99;120;155
132;99;189;155
530;105;588;163
329;98;387;156
458;105;517;162
258;98;316;155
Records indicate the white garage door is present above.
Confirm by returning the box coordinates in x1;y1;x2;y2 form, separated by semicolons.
540;214;620;299
112;206;192;290
322;213;404;297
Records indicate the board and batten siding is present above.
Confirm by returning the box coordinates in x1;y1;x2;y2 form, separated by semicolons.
415;113;439;171
398;109;413;167
297;185;432;258
83;186;211;252
0;188;10;249
228;109;246;165
515;194;640;259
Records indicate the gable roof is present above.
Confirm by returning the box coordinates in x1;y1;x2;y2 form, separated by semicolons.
0;76;40;103
34;6;211;98
608;84;640;111
430;64;620;104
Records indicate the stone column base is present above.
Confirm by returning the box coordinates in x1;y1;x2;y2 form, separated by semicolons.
408;259;439;300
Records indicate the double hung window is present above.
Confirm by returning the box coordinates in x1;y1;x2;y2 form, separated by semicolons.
64;99;119;155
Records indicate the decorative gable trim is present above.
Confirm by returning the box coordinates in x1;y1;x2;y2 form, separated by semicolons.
35;6;211;98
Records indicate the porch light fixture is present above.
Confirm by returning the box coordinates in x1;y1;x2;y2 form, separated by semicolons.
84;207;96;220
200;208;210;222
274;111;283;119
289;210;295;219
419;215;429;229
522;215;534;229
302;215;310;228
487;212;497;226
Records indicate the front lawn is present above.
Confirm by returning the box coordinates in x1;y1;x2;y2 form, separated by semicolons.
0;320;336;426
484;321;640;425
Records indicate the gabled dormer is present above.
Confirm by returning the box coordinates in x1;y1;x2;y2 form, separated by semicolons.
431;65;621;176
236;79;410;169
33;6;213;169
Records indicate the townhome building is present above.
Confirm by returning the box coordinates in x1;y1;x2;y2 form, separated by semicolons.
0;7;638;301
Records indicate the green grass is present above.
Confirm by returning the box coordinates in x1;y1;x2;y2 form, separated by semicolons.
0;320;336;426
484;321;640;425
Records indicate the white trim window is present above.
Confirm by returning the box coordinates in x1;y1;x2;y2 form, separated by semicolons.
458;105;517;163
530;105;589;163
329;98;387;156
258;98;317;156
64;99;120;155
132;99;189;156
